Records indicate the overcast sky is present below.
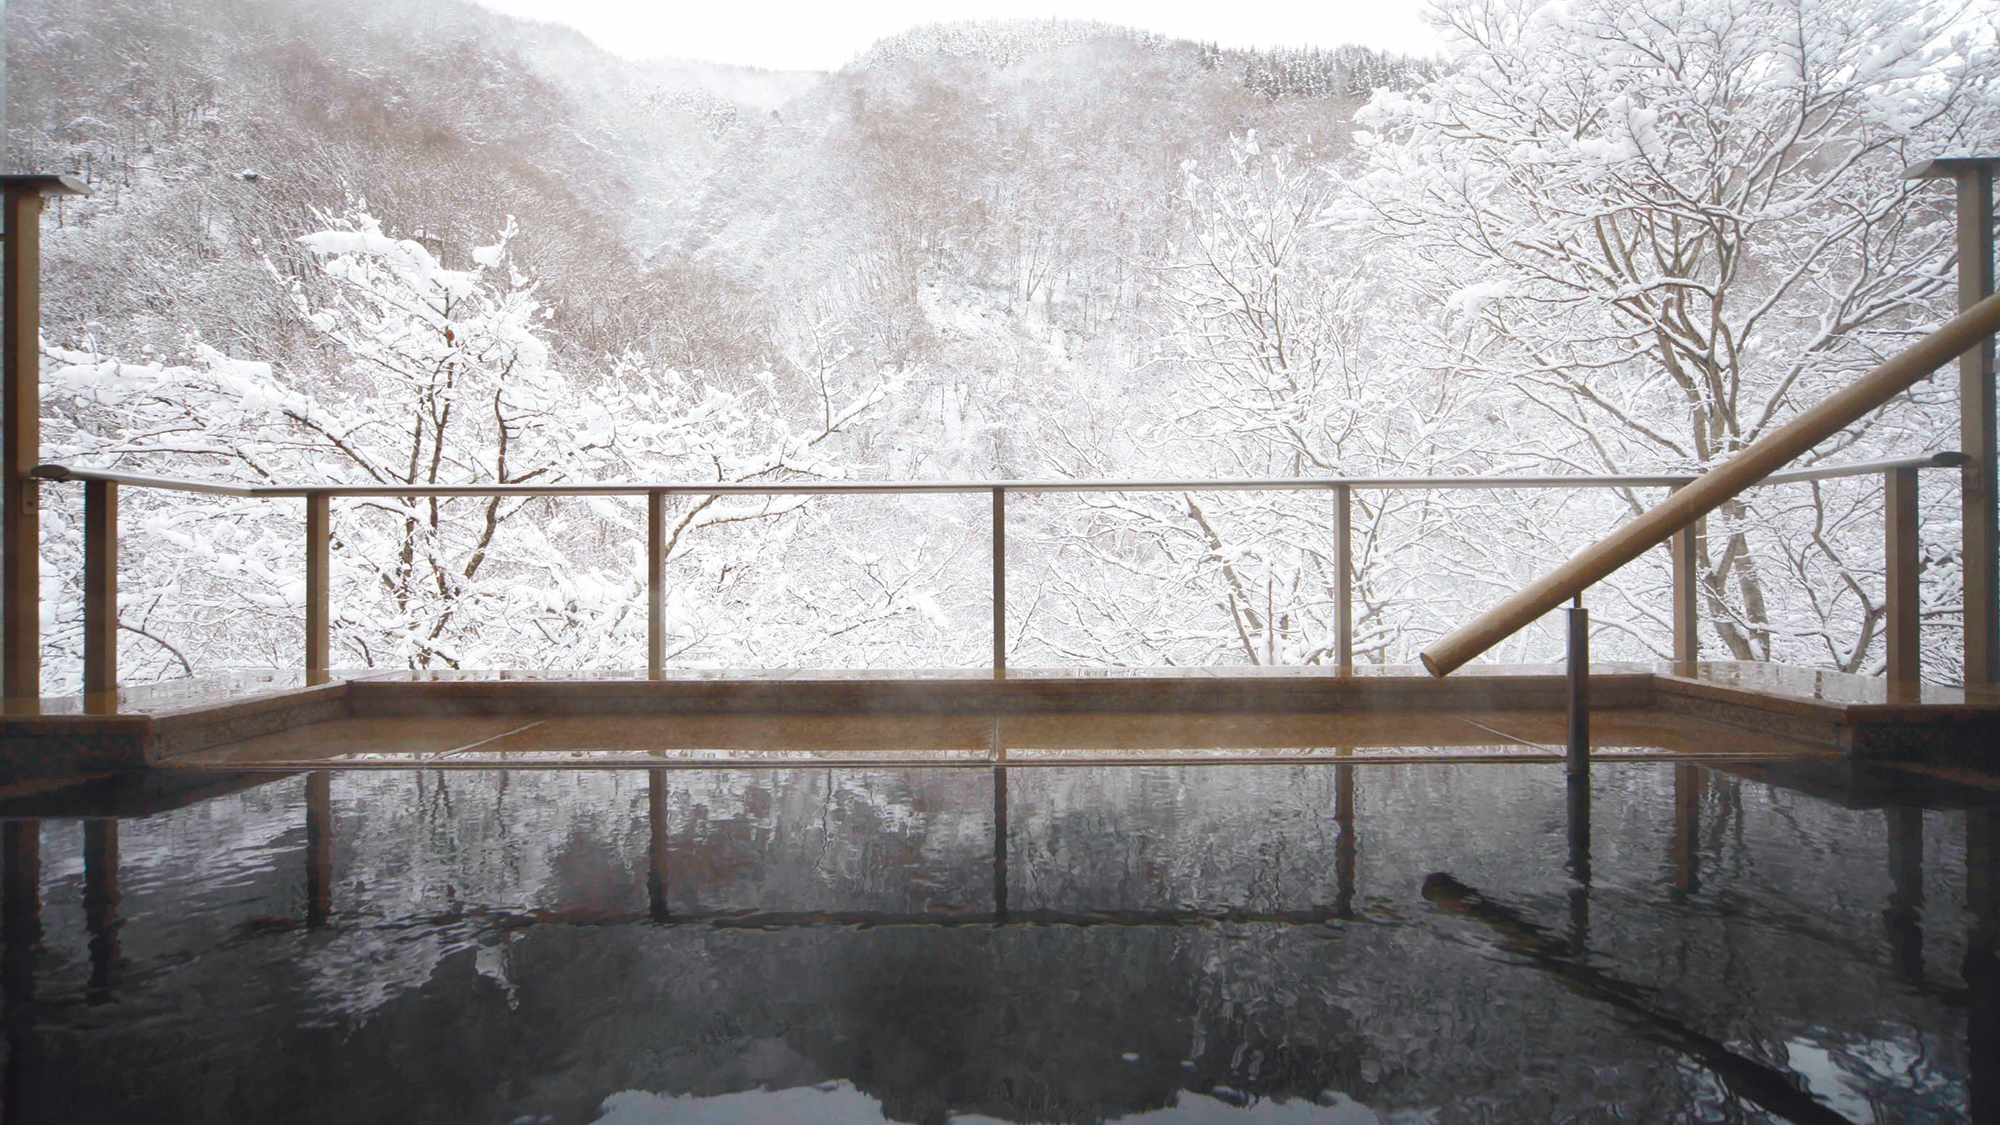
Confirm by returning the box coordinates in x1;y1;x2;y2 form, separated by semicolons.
470;0;1446;71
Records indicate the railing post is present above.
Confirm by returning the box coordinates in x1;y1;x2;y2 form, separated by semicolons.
1333;483;1353;673
83;480;118;701
1670;486;1699;670
992;487;1006;677
1956;164;1998;685
1886;465;1922;686
304;491;329;680
647;490;665;676
1566;595;1589;774
1910;157;1999;683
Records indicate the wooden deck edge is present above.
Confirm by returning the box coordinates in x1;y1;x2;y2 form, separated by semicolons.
2;667;1994;779
341;672;1659;718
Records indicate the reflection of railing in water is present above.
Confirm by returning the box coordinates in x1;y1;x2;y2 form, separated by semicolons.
21;453;1967;701
4;767;1998;1119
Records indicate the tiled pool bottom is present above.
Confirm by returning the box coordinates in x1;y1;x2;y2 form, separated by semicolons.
2;762;1991;1123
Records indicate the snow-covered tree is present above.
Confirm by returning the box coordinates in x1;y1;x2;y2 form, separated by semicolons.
38;210;901;686
1343;0;1999;673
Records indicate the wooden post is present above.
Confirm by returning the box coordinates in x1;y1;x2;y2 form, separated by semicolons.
3;176;85;701
1670;487;1699;669
647;490;665;676
1958;165;1998;685
992;487;1006;677
1886;466;1922;685
1333;483;1353;673
83;480;118;701
304;492;329;679
1908;158;1999;684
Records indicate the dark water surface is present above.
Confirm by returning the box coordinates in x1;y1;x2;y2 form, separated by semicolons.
1;760;1994;1123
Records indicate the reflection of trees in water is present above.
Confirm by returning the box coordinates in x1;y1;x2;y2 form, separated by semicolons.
6;763;1990;1122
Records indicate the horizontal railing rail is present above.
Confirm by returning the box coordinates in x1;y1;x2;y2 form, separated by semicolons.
28;450;1969;697
28;453;1964;498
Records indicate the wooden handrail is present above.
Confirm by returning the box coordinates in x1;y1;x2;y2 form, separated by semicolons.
1422;290;2000;677
25;455;1962;499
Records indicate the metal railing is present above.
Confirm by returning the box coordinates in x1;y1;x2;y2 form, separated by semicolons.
28;451;1967;695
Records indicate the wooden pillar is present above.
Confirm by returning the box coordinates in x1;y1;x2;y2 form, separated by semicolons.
83;480;117;700
1333;483;1353;673
1909;158;1999;683
1670;487;1699;669
646;491;665;676
991;487;1006;677
3;178;82;701
1960;166;1999;685
1886;466;1922;685
304;492;329;680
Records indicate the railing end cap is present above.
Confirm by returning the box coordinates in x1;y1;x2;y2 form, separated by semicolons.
1904;156;2000;180
0;173;89;197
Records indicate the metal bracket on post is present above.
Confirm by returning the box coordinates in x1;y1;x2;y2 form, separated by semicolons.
1566;595;1589;775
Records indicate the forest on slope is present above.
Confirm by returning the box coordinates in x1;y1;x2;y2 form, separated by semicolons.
6;0;1995;688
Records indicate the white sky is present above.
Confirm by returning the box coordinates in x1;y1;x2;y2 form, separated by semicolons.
470;0;1446;71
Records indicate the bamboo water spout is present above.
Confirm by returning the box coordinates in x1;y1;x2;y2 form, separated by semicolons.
1421;290;2000;677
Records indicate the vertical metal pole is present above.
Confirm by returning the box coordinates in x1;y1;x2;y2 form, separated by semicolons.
1566;596;1589;774
83;480;118;702
304;492;330;680
648;768;669;921
1886;466;1922;686
1333;483;1353;673
992;487;1006;677
1670;487;1699;670
647;490;665;676
3;188;44;701
82;820;119;998
305;771;333;927
1957;166;1997;685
